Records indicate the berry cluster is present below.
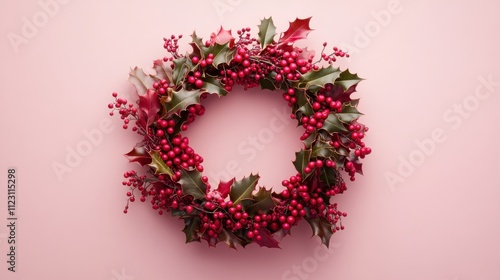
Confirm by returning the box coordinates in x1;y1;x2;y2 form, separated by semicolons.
109;17;370;248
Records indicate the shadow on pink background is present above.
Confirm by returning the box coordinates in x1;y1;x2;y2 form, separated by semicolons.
1;0;499;279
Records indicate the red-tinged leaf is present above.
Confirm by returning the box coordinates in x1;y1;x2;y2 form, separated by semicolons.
147;151;174;177
324;84;358;103
258;17;277;49
182;217;201;243
278;17;313;45
306;216;334;248
217;178;234;199
246;187;276;215
129;67;155;95
138;89;161;127
255;228;280;248
210;27;235;47
124;146;151;166
162;88;201;117
229;174;260;210
219;228;250;249
179;169;207;200
152;59;173;84
295;46;315;61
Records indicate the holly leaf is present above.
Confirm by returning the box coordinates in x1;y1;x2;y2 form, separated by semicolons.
124;146;151;166
246;187;276;215
294;89;313;115
255;228;280;248
320;166;339;188
303;130;317;148
147;151;174;177
336;104;363;123
335;69;363;90
306;216;334;247
293;149;312;177
179;169;207;200
210;27;235;47
278;17;313;45
258;17;277;49
322;114;348;133
296;66;340;93
162;88;201;117
129;67;155;95
259;76;277;91
172;57;192;86
182;217;201;243
152;59;173;83
205;42;234;67
217;178;234;199
138;89;160;127
229;174;260;210
325;84;358;103
189;31;208;59
312;140;336;158
219;228;249;249
202;75;228;96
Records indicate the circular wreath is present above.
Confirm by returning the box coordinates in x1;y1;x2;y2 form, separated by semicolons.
108;17;371;248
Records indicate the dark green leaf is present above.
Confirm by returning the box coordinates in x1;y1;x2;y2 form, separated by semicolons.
311;140;335;158
293;149;312;177
172;57;190;86
205;43;233;67
337;104;363;123
335;69;363;90
296;66;340;93
322;114;348;133
229;174;259;210
147;151;173;177
320;167;339;188
182;217;201;243
259;77;277;91
219;228;249;249
246;187;276;215
202;75;228;96
258;17;277;49
294;89;313;115
162;88;201;117
306;216;334;248
179;169;207;200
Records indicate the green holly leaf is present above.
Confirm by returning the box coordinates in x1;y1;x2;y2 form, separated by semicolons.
219;228;249;249
296;66;341;93
336;104;363;123
124;146;151;166
189;31;208;59
129;67;155;95
229;174;260;210
320;166;339;188
182;217;201;243
335;69;363;90
294;89;314;115
147;151;173;177
306;216;334;248
278;17;313;45
259;77;277;91
162;88;201;117
254;228;280;248
246;187;276;215
202;75;228;96
172;57;192;86
152;59;173;84
303;130;317;148
179;169;207;200
293;149;312;177
322;114;348;133
312;140;335;158
258;17;277;49
205;42;234;67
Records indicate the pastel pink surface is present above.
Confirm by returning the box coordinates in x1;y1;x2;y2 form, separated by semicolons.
1;0;500;279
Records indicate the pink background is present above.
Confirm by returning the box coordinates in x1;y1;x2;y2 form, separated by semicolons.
1;0;500;279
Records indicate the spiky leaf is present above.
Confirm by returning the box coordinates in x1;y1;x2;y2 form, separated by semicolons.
293;149;312;177
312;140;336;158
320;166;339;188
246;187;276;215
152;59;173;83
147;151;173;177
337;104;363;123
202;75;228;96
255;228;280;248
179;169;207;200
138;89;161;127
172;57;192;85
335;69;363;90
129;67;155;95
162;88;201;117
322;114;348;133
258;17;277;49
278;17;313;45
182;217;201;243
219;228;248;249
229;174;260;209
205;43;234;67
124;146;151;166
306;216;334;247
217;178;234;199
294;89;313;115
296;66;341;93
